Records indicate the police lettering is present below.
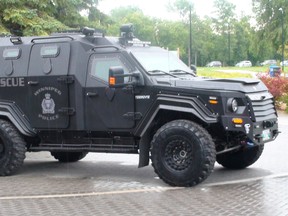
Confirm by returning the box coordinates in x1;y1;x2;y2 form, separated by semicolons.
0;77;25;87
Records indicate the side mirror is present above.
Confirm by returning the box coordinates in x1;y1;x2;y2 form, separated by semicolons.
109;66;125;87
190;64;197;74
109;66;144;88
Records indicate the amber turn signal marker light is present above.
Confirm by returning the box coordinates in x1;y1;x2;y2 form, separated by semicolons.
109;77;116;85
232;118;243;124
209;100;218;105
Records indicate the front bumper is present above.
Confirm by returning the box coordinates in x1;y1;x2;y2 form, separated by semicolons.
221;116;279;145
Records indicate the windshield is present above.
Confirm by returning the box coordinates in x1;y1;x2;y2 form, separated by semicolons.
130;47;193;75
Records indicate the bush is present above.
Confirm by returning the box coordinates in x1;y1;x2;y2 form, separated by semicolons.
258;73;288;111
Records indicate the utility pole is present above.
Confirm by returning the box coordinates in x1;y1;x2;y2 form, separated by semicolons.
279;8;285;74
228;23;231;66
225;21;231;66
189;4;192;68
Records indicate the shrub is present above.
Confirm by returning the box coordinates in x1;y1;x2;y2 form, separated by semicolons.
257;73;288;110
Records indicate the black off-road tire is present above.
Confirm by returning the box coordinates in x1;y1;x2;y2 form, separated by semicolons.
216;145;264;169
151;120;216;187
51;151;88;163
0;119;26;176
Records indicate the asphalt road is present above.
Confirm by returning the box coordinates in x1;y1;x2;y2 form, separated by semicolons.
1;112;288;216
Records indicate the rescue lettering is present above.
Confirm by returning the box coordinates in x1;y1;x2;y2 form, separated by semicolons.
0;77;25;87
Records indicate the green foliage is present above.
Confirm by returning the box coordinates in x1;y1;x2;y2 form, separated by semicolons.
2;7;67;35
0;0;286;68
197;70;253;78
258;74;288;110
0;21;9;35
252;0;288;59
233;17;252;61
0;0;106;36
212;0;236;33
108;6;191;64
169;0;194;22
108;7;156;43
156;21;188;54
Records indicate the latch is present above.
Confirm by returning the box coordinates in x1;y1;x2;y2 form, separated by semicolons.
123;112;142;120
58;107;75;115
57;76;74;84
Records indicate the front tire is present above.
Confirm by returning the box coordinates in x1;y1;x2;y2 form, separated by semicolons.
151;120;216;187
0;119;26;176
216;145;264;169
51;152;88;163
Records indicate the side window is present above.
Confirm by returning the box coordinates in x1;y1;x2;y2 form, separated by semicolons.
90;55;129;83
28;43;70;76
3;48;21;60
1;48;22;76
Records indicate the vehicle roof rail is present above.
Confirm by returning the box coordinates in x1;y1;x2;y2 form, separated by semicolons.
51;27;105;37
91;45;120;52
31;36;74;43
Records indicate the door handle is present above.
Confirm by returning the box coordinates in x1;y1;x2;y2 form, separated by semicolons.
86;92;98;97
28;81;39;85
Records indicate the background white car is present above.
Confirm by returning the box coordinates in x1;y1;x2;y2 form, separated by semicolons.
280;60;288;66
235;60;252;67
206;61;222;67
260;59;277;66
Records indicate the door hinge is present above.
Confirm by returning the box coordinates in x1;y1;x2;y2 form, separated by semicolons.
57;76;74;84
122;85;134;94
123;112;142;120
58;107;75;116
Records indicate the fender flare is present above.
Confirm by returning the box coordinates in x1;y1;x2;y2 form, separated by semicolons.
135;94;218;137
0;101;36;136
137;94;218;168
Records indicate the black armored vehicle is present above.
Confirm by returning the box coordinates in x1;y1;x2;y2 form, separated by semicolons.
0;24;279;186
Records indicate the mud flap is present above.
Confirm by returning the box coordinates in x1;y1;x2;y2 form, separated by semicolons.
138;134;150;168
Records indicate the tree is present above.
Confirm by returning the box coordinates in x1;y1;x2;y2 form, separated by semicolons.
233;17;254;63
108;7;156;43
0;0;107;36
212;0;237;65
168;0;194;22
0;0;66;35
0;20;9;35
252;0;288;59
168;0;198;65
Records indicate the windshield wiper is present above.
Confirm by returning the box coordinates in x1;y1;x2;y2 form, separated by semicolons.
169;69;196;77
148;70;179;78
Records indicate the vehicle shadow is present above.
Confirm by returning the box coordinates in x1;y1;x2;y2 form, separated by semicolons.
19;152;274;188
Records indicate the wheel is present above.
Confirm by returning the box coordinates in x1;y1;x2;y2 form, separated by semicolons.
0;119;26;176
51;151;88;163
216;145;264;169
151;120;216;187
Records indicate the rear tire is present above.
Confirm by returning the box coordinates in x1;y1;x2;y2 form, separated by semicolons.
216;145;264;169
151;120;216;187
51;152;88;163
0;119;26;176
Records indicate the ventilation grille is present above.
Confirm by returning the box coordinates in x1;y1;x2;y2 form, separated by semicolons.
247;92;277;122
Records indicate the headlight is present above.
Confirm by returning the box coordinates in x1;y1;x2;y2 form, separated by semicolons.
228;98;238;112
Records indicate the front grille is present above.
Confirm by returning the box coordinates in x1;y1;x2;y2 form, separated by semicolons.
247;92;277;122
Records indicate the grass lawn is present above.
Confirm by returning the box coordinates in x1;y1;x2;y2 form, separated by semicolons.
197;66;288;78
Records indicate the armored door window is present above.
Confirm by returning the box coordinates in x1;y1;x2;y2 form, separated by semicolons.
90;55;129;83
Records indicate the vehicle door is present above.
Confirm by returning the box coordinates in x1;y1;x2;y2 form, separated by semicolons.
85;52;135;130
27;42;70;128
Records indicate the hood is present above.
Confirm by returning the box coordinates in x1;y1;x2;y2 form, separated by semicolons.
155;77;268;93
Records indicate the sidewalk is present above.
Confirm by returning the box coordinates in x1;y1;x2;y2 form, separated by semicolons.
278;110;288;125
0;174;287;216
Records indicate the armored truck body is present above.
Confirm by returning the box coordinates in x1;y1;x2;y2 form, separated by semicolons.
0;26;279;186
